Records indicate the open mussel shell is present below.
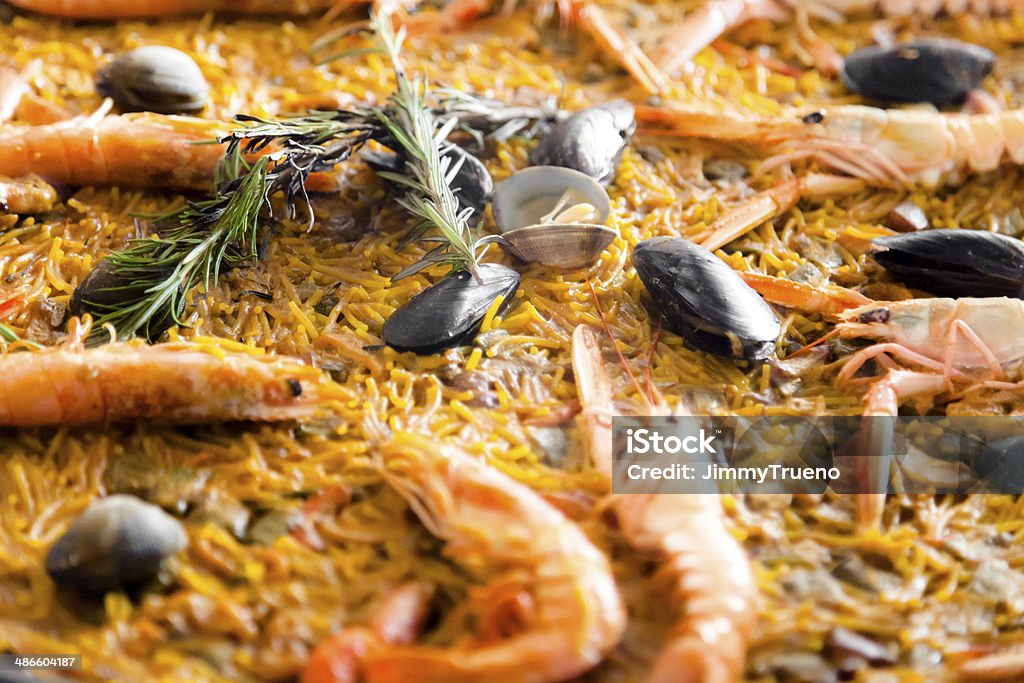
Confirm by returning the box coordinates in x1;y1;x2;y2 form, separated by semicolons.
46;495;188;594
633;237;780;361
70;256;184;341
528;100;635;185
870;229;1024;299
841;38;994;105
97;46;208;114
382;263;520;354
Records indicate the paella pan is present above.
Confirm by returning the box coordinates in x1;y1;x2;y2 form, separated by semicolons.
3;0;1024;681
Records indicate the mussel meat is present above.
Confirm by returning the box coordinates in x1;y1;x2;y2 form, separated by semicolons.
492;166;615;269
529;100;635;185
97;46;208;114
870;229;1024;299
46;494;188;593
841;38;994;105
70;256;184;341
633;237;780;361
365;144;493;216
382;263;520;354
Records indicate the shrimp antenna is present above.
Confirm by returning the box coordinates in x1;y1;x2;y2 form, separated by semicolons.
584;276;650;410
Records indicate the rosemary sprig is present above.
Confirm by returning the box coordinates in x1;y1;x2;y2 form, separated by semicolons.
87;14;559;342
95;157;271;341
372;13;500;281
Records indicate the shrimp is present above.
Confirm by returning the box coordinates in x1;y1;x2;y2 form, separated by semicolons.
650;0;1024;77
0;317;350;426
0;112;228;192
400;0;667;94
0;174;57;215
751;287;1024;526
637;104;1024;188
303;431;625;683
5;0;337;18
302;582;435;683
571;325;757;683
681;171;866;254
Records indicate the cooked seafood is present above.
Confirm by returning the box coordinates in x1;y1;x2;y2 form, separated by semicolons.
633;237;781;361
870;229;1024;299
70;256;184;341
492;165;616;268
46;494;187;593
0;113;225;191
637;103;1024;187
572;325;757;683
650;0;1024;76
840;39;995;105
316;433;628;682
0;318;350;426
5;2;1024;681
0;173;56;214
381;263;520;354
97;46;209;114
5;0;336;17
529;101;635;185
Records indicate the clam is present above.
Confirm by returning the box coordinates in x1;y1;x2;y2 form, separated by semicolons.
97;46;208;114
841;38;994;105
529;100;635;185
633;237;780;361
492;166;616;269
382;263;520;354
46;495;188;594
870;229;1024;299
70;256;183;341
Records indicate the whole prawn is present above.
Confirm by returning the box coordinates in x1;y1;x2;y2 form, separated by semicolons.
637;104;1024;188
0;317;351;426
5;0;337;18
571;325;757;683
302;431;626;683
0;112;227;192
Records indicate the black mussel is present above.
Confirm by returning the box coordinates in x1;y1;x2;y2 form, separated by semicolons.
46;495;188;594
633;237;780;361
365;145;493;216
529;100;635;185
97;46;208;114
841;38;994;105
975;435;1024;493
870;229;1024;299
70;256;183;341
383;263;520;354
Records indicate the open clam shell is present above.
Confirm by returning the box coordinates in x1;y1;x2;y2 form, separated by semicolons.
501;224;616;269
493;166;611;233
492;166;615;269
